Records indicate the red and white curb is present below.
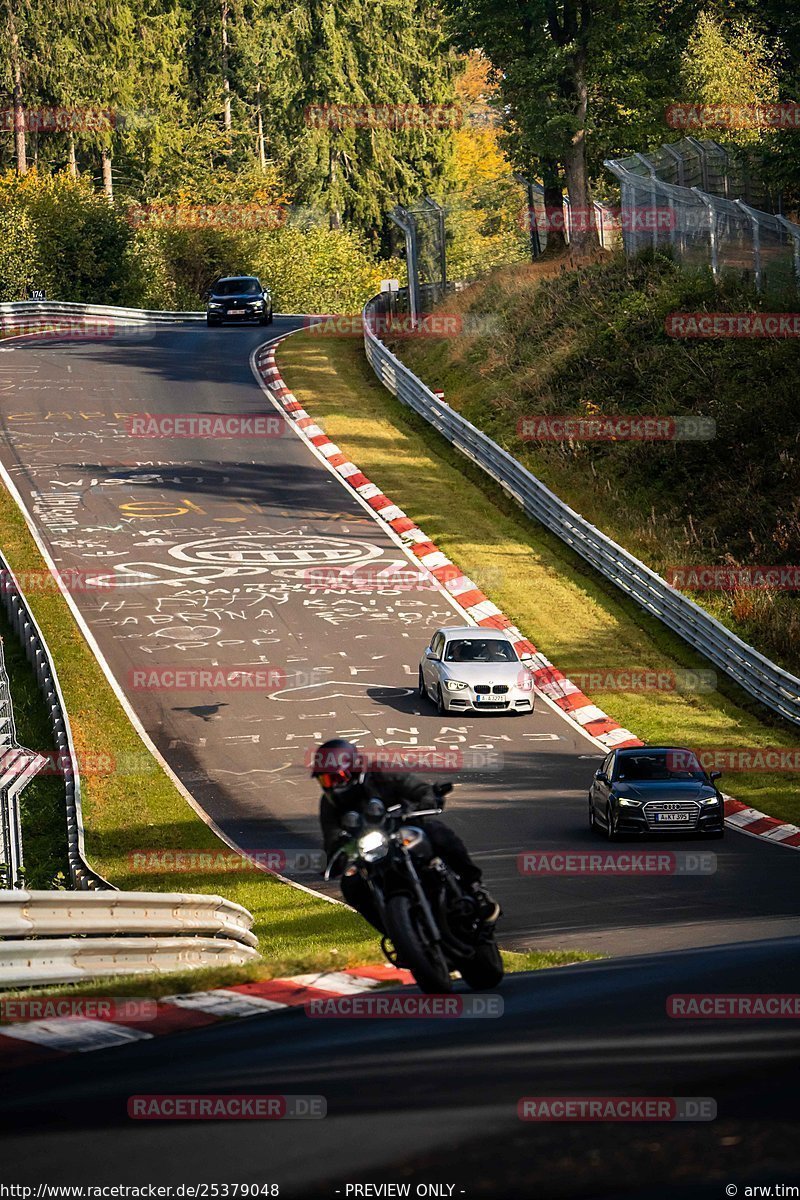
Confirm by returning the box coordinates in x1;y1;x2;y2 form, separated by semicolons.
722;797;800;848
252;336;800;853
254;339;640;753
0;965;413;1071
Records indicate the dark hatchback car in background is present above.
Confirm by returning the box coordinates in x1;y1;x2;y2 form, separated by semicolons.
589;746;725;839
205;275;273;326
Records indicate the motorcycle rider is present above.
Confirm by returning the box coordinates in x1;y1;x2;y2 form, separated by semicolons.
312;738;501;928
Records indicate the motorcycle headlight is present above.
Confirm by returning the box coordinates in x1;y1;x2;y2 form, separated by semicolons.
357;830;389;862
445;680;468;691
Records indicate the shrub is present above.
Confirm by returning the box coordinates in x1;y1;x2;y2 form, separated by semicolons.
0;170;135;303
0;205;41;300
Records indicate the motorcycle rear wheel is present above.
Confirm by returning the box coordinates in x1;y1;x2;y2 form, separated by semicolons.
386;894;452;994
456;939;504;990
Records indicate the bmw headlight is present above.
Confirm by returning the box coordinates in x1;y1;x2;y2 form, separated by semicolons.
445;680;468;692
248;300;264;307
357;829;389;862
208;302;222;309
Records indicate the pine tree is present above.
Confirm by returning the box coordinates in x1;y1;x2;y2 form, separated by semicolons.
285;0;458;243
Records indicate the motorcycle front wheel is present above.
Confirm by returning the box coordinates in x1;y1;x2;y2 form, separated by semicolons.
386;893;452;994
456;938;504;990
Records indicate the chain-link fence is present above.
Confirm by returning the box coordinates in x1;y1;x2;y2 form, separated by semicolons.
389;198;448;320
523;184;620;252
606;140;800;293
622;136;775;208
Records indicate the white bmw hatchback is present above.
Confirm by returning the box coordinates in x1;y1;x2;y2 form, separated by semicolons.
419;626;536;715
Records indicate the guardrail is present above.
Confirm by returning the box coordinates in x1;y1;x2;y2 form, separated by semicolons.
0;300;204;325
0;937;260;987
0;635;46;889
0;891;259;985
0;301;302;329
362;292;800;727
0;890;256;943
0;552;111;890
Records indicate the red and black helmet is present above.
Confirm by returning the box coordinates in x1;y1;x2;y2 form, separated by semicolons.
311;739;363;793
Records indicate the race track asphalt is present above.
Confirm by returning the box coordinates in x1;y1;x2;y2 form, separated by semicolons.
0;936;798;1194
0;322;797;956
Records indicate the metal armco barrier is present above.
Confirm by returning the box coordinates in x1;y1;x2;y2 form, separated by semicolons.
0;937;260;987
362;293;800;727
0;892;259;985
0;890;257;943
0;632;46;890
0;300;204;325
0;300;300;329
0;551;111;889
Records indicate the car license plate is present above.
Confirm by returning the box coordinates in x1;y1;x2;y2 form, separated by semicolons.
228;308;245;315
655;813;691;822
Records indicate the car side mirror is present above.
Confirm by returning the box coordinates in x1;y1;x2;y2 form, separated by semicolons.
709;770;722;781
425;648;439;661
594;770;608;784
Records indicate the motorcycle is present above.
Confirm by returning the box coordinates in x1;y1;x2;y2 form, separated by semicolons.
324;782;504;994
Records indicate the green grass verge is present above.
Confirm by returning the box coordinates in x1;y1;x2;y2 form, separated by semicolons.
277;330;800;828
399;252;800;677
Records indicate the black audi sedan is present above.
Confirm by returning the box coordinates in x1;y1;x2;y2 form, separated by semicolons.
205;275;273;326
589;746;724;839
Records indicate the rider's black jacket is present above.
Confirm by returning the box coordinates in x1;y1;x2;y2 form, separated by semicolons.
318;771;482;887
319;770;435;858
